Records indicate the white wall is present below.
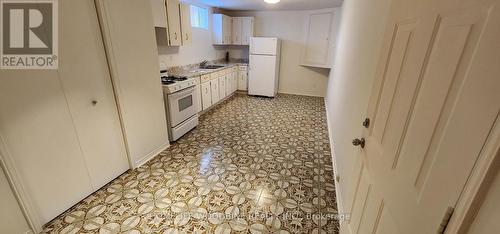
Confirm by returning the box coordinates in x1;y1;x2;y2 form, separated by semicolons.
230;10;336;97
0;163;32;234
97;0;170;167
468;164;500;234
324;0;392;228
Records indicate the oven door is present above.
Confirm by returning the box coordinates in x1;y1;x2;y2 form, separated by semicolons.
168;87;197;127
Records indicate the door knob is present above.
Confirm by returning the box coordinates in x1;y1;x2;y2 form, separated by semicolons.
91;100;98;106
352;138;365;148
362;118;370;128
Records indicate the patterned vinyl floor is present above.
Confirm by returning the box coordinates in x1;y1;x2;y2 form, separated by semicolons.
42;93;340;234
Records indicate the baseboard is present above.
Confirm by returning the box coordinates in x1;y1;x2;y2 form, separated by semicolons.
324;99;349;233
199;92;237;116
133;141;170;168
278;91;325;98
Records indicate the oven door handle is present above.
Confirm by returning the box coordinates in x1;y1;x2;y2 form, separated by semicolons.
169;86;195;99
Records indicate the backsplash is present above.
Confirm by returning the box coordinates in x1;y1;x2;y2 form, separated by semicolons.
163;58;248;74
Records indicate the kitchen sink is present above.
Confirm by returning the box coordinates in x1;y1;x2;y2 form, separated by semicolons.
199;65;225;69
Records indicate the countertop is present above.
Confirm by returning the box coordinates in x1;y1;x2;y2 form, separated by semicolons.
169;62;248;78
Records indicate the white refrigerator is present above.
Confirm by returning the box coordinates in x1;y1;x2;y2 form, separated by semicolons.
248;37;281;97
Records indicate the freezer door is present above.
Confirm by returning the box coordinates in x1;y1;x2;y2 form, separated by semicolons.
248;54;277;97
250;37;278;55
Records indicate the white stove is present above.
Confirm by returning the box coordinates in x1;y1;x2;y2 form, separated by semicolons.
161;75;198;94
160;69;199;141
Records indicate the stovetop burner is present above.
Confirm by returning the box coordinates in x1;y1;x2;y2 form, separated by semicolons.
161;76;188;85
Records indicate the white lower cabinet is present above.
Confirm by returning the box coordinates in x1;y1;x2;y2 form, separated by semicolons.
219;76;227;99
210;79;220;104
238;67;248;91
231;72;237;93
197;66;247;113
225;75;232;96
194;82;202;113
201;81;212;110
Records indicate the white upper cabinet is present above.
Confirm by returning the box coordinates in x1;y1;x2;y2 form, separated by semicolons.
224;15;233;44
166;0;182;46
227;17;254;45
301;9;336;68
150;0;167;27
232;17;242;45
240;17;254;45
150;0;185;46
179;3;192;46
213;15;253;45
213;14;233;45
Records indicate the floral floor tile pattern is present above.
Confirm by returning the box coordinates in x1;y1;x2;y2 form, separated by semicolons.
42;93;340;234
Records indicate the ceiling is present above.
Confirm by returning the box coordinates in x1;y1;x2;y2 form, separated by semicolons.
190;0;343;11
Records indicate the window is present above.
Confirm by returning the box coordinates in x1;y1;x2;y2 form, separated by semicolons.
190;5;209;29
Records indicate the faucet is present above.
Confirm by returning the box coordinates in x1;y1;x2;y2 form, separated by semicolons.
200;60;208;67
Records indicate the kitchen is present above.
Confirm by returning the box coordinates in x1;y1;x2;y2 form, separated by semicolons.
0;0;340;233
3;0;497;233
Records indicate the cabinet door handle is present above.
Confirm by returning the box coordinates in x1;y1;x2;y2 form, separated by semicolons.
91;100;98;106
174;33;177;40
186;34;189;40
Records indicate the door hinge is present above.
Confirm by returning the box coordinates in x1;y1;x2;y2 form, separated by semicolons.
437;206;454;234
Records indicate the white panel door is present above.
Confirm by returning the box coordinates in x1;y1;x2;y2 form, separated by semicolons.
248;55;277;97
201;82;212;110
0;0;130;226
59;0;129;191
348;0;500;233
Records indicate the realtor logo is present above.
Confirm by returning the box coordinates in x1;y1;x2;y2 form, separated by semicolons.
1;0;58;69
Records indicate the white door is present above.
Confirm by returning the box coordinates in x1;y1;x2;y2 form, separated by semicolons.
0;0;129;225
219;76;227;99
248;55;277;97
201;82;212;110
348;0;500;233
232;18;242;45
59;1;129;191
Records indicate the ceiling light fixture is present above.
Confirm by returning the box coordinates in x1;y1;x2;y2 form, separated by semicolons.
264;0;280;4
